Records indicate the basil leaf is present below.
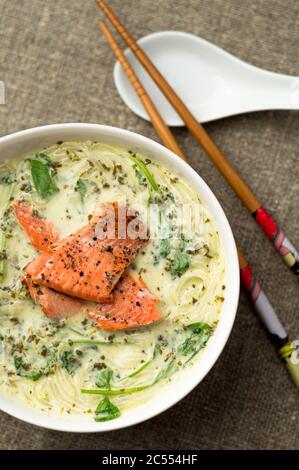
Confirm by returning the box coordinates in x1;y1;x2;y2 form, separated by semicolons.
29;158;59;199
94;396;121;422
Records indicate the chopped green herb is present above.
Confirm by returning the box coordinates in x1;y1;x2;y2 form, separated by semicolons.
159;239;171;258
153;359;175;383
94;396;121;422
35;153;53;166
0;175;13;185
82;358;175;396
179;322;213;362
170;251;190;277
0;182;16;283
81;384;151;395
71;339;132;346
29;155;59;199
75;178;87;203
127;344;160;379
60;350;81;375
95;367;113;389
14;351;55;381
14;355;43;381
128;152;161;193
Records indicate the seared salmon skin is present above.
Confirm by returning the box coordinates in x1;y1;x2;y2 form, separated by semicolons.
25;277;84;318
25;203;148;302
14;202;58;251
87;275;160;331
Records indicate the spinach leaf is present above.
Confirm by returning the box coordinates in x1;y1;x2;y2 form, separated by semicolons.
94;396;121;422
95;367;113;389
14;355;43;381
128;152;161;193
36;153;53;166
179;323;213;361
60;350;81;375
170;251;190;277
75;178;87;203
14;351;56;382
29;156;59;199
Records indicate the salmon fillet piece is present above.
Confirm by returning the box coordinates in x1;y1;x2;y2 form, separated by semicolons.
25;277;84;318
14;202;58;251
16;203;86;318
24;203;148;302
17;202;159;329
87;275;160;331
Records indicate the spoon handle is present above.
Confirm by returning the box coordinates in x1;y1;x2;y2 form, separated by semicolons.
241;72;299;112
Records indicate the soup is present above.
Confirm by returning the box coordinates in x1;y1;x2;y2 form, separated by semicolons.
0;141;225;422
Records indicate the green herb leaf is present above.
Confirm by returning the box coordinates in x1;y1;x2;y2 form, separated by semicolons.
128;152;161;193
153;359;175;384
82;355;175;397
0;175;13;185
94;396;121;422
0;182;17;283
170;251;190;277
14;355;43;381
81;384;151;395
36;153;53;166
60;350;81;375
14;351;56;382
179;322;213;361
75;178;87;203
127;344;160;379
95;367;113;389
71;339;132;346
159;239;171;258
29;158;59;199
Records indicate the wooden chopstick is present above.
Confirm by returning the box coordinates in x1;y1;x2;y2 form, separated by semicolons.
98;19;299;388
96;0;299;281
98;21;186;162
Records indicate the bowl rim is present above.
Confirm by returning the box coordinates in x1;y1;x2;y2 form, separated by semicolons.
0;123;240;432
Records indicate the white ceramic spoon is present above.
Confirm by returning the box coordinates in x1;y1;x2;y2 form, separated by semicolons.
114;31;299;127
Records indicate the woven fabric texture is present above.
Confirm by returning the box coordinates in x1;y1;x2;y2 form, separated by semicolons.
0;0;298;450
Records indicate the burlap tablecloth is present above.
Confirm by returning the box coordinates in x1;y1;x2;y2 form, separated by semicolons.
0;0;298;450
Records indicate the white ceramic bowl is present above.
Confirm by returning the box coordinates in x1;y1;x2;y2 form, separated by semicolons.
0;123;239;432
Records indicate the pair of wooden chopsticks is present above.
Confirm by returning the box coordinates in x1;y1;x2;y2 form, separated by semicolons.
96;0;299;281
96;0;299;387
